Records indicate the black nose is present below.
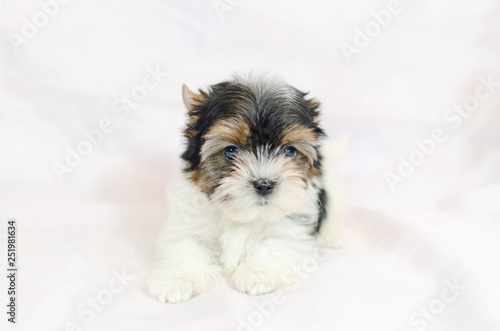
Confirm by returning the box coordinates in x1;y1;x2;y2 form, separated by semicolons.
254;179;274;196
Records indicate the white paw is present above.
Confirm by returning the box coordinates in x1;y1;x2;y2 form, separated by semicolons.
318;216;344;248
232;266;290;296
145;264;220;303
318;230;344;248
146;278;195;303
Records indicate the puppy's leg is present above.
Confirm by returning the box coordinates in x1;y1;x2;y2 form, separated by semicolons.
145;175;221;303
224;226;316;295
317;172;346;248
231;256;295;296
145;238;221;303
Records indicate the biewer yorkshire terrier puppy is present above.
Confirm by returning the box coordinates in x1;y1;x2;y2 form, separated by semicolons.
146;74;343;303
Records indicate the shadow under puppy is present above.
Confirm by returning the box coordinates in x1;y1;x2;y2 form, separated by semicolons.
146;74;342;303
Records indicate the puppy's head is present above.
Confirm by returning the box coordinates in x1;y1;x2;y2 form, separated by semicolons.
181;75;324;223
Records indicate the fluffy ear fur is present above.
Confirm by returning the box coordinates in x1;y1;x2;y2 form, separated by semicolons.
181;84;207;143
182;84;199;112
307;97;321;125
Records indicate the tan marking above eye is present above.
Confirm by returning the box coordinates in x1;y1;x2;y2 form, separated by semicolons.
280;124;318;163
280;124;318;144
204;118;250;145
200;118;250;161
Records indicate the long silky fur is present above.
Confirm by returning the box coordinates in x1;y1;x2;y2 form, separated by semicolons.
145;74;340;303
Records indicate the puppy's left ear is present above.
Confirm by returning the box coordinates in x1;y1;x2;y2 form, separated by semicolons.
307;97;321;125
308;98;319;112
182;84;203;112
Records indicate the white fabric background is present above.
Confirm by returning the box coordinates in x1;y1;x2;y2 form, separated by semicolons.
1;0;499;330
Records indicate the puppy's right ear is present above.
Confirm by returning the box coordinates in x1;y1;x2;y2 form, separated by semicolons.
182;84;205;138
182;84;201;112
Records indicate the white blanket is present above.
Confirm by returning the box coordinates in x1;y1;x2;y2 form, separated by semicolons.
1;0;499;330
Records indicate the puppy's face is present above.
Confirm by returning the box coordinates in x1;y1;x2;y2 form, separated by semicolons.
182;76;324;223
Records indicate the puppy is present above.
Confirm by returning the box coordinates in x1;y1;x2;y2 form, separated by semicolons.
146;74;343;303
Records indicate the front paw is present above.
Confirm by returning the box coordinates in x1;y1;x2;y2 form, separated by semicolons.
231;265;293;296
145;277;195;303
145;267;219;303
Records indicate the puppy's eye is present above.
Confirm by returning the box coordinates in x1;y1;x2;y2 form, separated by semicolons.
283;146;297;159
224;145;239;160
